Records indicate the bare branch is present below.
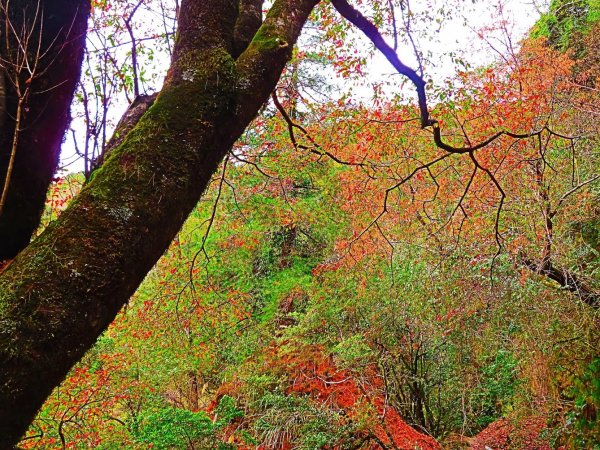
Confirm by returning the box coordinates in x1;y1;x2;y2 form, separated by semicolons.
123;0;144;98
271;91;367;167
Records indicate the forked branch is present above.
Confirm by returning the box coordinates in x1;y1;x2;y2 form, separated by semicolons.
271;91;368;167
330;0;586;276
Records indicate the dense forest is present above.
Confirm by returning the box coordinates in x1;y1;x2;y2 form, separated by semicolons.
0;0;599;448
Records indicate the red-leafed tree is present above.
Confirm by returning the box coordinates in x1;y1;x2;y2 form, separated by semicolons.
0;0;597;447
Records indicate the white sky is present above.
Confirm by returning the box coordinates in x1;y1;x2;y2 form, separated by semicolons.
352;0;541;100
59;0;543;173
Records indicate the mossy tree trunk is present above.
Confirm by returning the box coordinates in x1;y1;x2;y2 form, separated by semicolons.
0;0;318;446
0;0;89;260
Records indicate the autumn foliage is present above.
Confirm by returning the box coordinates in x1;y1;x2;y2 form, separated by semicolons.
17;1;600;448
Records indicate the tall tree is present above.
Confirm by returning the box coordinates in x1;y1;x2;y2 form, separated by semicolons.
0;0;89;260
0;0;318;445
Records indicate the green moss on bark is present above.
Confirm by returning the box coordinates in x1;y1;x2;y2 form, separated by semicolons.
251;25;290;51
0;0;320;446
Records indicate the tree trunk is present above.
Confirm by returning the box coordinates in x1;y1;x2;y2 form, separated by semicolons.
0;0;318;446
0;0;89;260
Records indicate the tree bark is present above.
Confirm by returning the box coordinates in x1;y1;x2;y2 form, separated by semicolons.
0;0;318;446
522;258;599;308
0;0;89;260
233;0;264;57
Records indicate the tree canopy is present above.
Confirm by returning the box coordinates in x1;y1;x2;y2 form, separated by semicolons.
0;0;598;448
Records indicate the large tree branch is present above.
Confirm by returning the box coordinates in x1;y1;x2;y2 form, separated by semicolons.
91;93;159;172
233;0;263;58
330;0;595;286
329;0;575;155
0;0;318;445
522;258;599;308
330;0;431;127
